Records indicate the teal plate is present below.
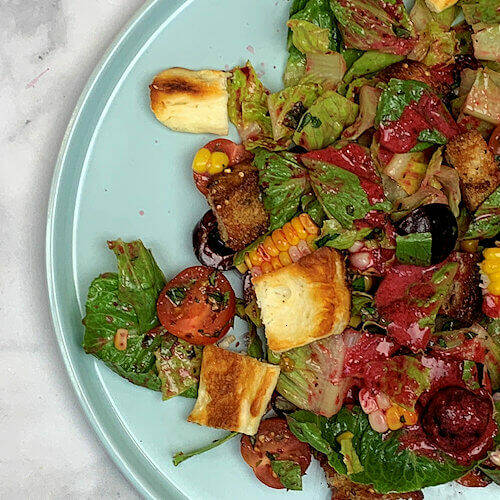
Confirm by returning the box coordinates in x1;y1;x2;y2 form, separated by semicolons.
46;0;497;498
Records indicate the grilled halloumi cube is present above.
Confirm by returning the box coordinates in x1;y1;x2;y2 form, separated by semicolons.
253;247;351;353
187;345;280;435
149;67;229;135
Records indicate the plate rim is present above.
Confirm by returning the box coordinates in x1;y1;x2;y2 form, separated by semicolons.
45;1;189;498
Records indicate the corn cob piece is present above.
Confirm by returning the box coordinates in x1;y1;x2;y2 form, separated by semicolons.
481;247;500;296
236;214;319;276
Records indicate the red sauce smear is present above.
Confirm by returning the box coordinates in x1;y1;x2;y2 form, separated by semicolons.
379;93;460;154
301;143;385;205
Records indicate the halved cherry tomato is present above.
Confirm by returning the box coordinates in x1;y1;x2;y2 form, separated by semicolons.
456;468;491;487
193;139;253;194
241;418;311;489
489;125;500;156
157;266;235;345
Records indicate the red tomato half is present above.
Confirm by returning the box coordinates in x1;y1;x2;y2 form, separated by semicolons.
489;125;500;156
193;139;253;194
241;418;311;489
157;266;235;345
456;468;491;487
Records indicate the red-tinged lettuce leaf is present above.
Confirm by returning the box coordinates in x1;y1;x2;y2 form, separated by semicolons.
375;262;458;351
267;83;321;142
375;78;460;153
463;68;500;126
253;150;312;230
107;239;166;334
302;143;391;227
272;333;353;418
300;52;346;89
82;273;163;391
383;150;428;195
342;85;381;140
154;327;203;400
293;91;359;150
287;406;471;491
330;0;417;55
228;62;287;150
363;355;430;410
464;185;500;239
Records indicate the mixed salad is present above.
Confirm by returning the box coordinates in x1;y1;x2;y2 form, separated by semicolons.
82;0;500;496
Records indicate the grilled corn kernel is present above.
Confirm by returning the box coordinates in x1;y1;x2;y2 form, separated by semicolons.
114;328;128;351
482;247;500;295
278;251;292;266
401;408;418;426
208;151;229;175
270;257;282;270
460;239;479;253
282;222;300;246
484;248;500;260
192;148;212;173
386;405;404;431
249;249;263;266
262;236;280;257
272;229;289;252
490;282;500;296
291;216;308;239
299;213;319;235
261;261;273;274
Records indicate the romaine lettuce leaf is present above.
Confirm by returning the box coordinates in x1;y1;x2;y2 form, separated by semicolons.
463;68;500;125
284;45;308;87
316;218;372;249
267;83;321;142
472;25;500;62
300;52;346;89
82;273;162;391
461;0;500;26
465;186;500;239
293;91;358;150
302;143;390;228
155;330;203;400
108;239;165;334
330;0;417;55
288;406;471;492
396;232;432;266
287;19;331;54
343;51;403;83
228;62;287;150
342;85;381;141
253;150;311;230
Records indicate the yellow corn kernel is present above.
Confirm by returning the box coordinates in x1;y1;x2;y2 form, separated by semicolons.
291;216;308;239
483;260;500;274
489;282;500;296
244;253;253;270
401;408;418;426
299;213;319;235
484;248;500;260
306;234;316;249
282;223;300;246
249;249;263;266
270;257;282;270
272;229;289;252
261;261;273;274
460;239;479;253
192;148;211;173
208;151;229;175
262;236;280;257
386;406;404;431
278;251;292;266
114;328;128;351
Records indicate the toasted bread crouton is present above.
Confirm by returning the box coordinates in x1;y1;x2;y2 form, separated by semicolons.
206;162;269;251
440;252;482;325
254;247;350;352
445;130;500;211
150;67;229;134
378;61;451;96
424;0;458;13
187;345;280;435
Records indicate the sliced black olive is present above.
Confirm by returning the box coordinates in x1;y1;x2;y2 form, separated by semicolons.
193;211;235;270
395;203;458;264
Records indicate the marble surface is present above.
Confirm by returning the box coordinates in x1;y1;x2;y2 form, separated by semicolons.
0;1;145;497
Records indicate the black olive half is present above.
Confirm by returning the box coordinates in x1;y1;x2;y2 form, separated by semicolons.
192;211;235;270
395;203;458;264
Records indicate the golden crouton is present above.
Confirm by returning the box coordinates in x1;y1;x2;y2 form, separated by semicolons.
206;162;269;251
445;130;500;211
150;67;229;135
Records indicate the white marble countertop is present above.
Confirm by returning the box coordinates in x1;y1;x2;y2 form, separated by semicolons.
1;1;145;497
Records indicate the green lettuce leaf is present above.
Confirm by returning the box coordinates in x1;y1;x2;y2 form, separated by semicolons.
465;185;500;239
108;239;165;333
396;232;433;266
253;150;311;230
228;62;286;150
267;83;321;141
82;273;162;391
284;45;308;88
299;52;346;89
461;0;500;26
472;25;500;62
343;51;404;84
301;193;326;225
293;91;358;150
155;331;203;400
270;460;303;490
462;68;500;125
288;406;471;493
287;19;331;54
330;0;417;55
316;218;372;249
337;431;364;474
